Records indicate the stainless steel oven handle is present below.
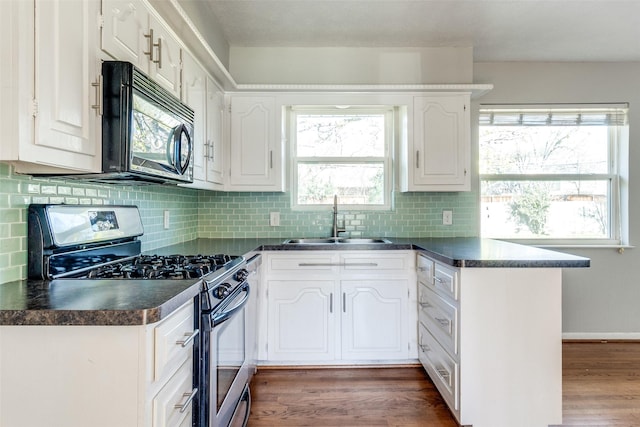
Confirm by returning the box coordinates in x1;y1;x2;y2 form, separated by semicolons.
212;283;250;327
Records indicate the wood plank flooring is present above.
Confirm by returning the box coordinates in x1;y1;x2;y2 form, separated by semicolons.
248;342;640;427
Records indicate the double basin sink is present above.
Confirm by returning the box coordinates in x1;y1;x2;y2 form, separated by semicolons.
284;238;392;245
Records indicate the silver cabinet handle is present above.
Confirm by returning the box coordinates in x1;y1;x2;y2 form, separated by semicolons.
416;150;420;168
154;36;162;68
343;263;378;267
329;293;333;313
342;292;346;313
210;140;215;162
176;329;199;348
418;300;431;309
269;150;273;169
436;368;451;382
434;317;451;328
90;75;102;116
298;263;339;267
418;337;430;353
434;276;444;284
204;141;210;160
175;388;198;413
143;28;155;61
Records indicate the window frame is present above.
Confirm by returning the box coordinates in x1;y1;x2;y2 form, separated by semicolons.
289;106;394;211
478;103;628;246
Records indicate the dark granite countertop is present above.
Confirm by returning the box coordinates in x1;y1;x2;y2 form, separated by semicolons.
0;237;588;326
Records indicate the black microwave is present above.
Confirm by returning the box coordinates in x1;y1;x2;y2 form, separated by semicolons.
86;61;194;185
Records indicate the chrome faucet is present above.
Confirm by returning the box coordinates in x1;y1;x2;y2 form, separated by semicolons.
332;194;346;238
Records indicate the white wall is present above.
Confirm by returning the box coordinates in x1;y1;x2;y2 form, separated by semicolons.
229;46;473;84
474;62;640;338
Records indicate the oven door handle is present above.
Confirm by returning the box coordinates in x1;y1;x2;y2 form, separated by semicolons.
212;283;250;327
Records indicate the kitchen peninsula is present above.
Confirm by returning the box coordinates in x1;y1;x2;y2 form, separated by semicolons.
0;238;588;427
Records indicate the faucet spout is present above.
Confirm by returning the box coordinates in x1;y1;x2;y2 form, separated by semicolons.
332;195;346;238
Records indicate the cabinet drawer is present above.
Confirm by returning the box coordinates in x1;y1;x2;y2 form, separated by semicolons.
417;253;434;284
418;323;459;413
152;356;196;427
434;263;459;301
341;253;410;272
418;283;458;356
268;253;339;273
154;301;197;381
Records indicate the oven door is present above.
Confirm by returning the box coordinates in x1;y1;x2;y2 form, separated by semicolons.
209;282;251;427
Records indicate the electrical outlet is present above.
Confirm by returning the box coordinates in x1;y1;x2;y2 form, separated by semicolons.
442;210;453;226
163;210;170;229
270;211;280;227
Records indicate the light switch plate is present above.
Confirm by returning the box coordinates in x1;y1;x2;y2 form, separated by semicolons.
442;210;453;226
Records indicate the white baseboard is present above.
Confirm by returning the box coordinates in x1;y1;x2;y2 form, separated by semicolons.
562;332;640;341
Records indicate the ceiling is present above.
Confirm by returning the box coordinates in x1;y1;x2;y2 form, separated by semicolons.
199;0;640;62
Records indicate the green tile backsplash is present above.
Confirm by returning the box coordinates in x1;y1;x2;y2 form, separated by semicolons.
197;191;479;239
0;162;478;284
0;163;198;284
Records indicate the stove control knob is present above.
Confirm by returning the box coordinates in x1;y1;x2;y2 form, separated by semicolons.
235;268;249;282
213;283;232;299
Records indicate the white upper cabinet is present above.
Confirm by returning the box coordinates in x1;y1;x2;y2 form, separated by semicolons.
206;76;225;186
181;52;224;190
401;93;471;192
0;0;102;174
227;95;284;191
101;0;181;98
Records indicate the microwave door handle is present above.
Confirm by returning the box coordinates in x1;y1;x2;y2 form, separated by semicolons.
168;124;191;175
179;126;192;175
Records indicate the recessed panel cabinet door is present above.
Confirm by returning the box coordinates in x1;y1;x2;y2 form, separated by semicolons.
206;76;225;185
267;280;337;361
101;0;149;69
341;279;409;360
148;14;182;98
32;0;101;172
228;96;283;191
409;94;470;191
181;52;207;183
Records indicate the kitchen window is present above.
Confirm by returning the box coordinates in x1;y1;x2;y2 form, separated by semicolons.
290;106;393;210
479;104;628;245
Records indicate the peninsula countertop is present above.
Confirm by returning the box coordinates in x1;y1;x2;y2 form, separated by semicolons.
0;237;589;326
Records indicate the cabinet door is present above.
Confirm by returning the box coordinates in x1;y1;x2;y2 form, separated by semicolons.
267;280;336;361
31;0;101;173
148;14;181;98
181;52;207;183
228;96;283;191
101;0;150;69
341;279;409;360
410;94;470;191
206;76;225;186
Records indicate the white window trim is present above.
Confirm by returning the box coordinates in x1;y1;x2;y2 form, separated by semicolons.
289;106;395;211
479;103;628;246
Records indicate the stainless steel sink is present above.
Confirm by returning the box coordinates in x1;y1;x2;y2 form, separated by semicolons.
284;238;391;244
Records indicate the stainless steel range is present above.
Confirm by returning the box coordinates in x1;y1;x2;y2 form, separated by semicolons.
27;204;257;427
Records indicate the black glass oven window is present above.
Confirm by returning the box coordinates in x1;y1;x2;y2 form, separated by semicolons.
216;298;246;412
88;211;119;232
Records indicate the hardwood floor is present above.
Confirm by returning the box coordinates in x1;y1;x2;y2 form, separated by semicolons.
248;342;640;427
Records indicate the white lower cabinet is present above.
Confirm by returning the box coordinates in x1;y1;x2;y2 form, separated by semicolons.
416;252;563;427
0;300;197;427
262;251;415;364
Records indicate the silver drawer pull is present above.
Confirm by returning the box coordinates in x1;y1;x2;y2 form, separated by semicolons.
434;276;445;283
418;301;431;308
434;317;451;327
419;343;431;353
176;329;199;348
344;263;378;267
298;263;339;267
437;368;451;381
175;387;198;413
